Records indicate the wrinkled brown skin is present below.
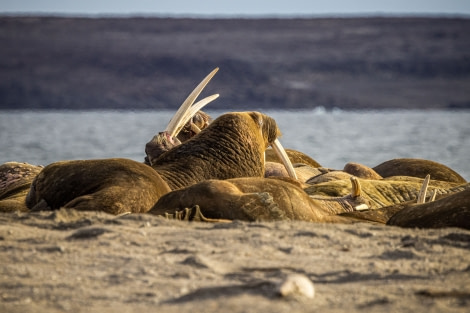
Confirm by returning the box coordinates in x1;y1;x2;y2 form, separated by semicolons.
145;111;212;165
265;148;321;168
26;158;171;215
387;188;470;229
373;158;466;184
25;112;280;214
340;182;470;225
305;176;462;210
0;162;43;212
149;177;357;223
152;112;280;190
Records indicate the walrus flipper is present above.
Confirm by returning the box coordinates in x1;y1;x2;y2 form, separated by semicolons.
163;205;231;223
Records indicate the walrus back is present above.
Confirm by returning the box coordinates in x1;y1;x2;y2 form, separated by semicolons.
26;158;171;214
153;112;280;190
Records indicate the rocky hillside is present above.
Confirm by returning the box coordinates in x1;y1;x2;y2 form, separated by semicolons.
1;16;469;110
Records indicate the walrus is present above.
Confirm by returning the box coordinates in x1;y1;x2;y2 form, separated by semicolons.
26;111;293;214
26;158;171;214
343;162;383;180
339;182;470;226
148;176;370;222
0;162;43;212
373;158;466;184
149;111;293;190
387;188;470;229
304;176;462;210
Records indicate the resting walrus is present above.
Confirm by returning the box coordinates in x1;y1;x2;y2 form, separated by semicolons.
373;158;466;184
148;176;370;222
0;162;43;212
26;111;289;214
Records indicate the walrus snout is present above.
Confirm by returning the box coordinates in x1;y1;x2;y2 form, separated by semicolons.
145;131;182;166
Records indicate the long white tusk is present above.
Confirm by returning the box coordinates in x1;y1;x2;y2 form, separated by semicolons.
417;174;431;204
270;139;297;179
172;93;219;137
165;67;219;136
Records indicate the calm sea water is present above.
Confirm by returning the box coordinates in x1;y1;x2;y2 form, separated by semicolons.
1;109;469;180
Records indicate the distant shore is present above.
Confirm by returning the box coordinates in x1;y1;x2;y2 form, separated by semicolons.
1;16;469;110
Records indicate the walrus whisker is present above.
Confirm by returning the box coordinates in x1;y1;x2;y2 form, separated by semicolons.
271;139;297;179
417;174;431;204
165;67;219;137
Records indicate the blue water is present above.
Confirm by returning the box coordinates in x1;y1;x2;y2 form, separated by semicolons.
1;109;469;180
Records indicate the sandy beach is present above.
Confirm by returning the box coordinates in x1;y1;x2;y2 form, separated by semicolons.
1;209;469;312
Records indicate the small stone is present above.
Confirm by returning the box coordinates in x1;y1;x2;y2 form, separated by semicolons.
277;274;315;299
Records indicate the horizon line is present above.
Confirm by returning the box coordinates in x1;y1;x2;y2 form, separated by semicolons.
1;11;470;19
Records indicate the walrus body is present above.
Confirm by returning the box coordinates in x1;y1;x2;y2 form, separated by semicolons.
26;112;281;214
152;111;280;190
373;158;466;184
149;177;361;222
387;188;470;229
304;176;461;210
26;158;171;215
0;162;43;212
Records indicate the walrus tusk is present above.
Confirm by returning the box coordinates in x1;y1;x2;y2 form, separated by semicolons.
172;93;219;137
270;139;297;179
190;122;202;134
165;67;219;137
350;176;361;198
429;189;437;202
417;174;431;204
350;177;369;211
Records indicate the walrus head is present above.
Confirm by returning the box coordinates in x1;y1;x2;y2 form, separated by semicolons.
145;68;219;166
145;110;212;165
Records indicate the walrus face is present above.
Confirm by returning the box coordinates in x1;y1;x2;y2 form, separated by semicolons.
177;111;212;142
247;111;281;148
145;132;181;165
144;110;213;166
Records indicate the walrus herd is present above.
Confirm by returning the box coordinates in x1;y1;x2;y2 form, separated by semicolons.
1;68;469;230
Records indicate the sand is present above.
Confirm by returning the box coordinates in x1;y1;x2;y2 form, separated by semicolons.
1;209;469;313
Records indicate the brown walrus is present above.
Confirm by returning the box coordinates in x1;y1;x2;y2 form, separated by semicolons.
387;188;470;229
304;176;462;210
148;176;369;222
149;111;283;190
26;111;287;214
26;158;171;214
0;162;43;212
373;158;466;184
343;162;383;180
